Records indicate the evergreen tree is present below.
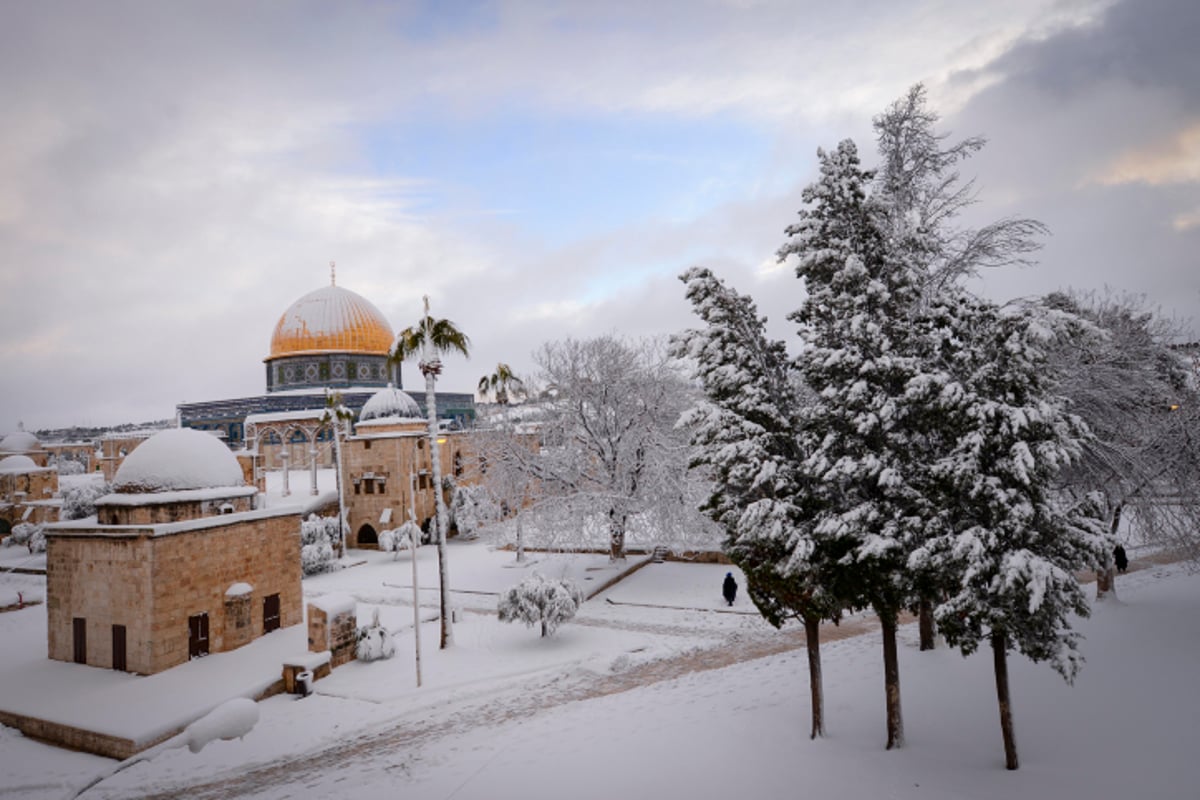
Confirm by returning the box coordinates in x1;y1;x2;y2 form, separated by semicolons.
909;296;1109;770
673;266;839;738
779;139;928;750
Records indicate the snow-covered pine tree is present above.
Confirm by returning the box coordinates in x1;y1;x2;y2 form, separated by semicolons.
908;296;1110;770
673;266;839;738
778;138;933;750
497;573;586;637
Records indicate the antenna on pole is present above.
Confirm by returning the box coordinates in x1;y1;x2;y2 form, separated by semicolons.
330;261;337;286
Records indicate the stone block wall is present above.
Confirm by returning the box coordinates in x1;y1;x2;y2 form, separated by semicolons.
307;603;358;668
46;509;302;675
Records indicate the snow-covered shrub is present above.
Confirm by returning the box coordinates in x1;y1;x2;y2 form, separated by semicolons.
7;523;44;553
300;514;341;575
61;481;111;520
355;609;396;662
55;459;85;476
449;484;499;539
379;520;421;560
497;573;586;637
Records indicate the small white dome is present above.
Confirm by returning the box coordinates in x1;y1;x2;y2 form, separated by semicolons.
114;429;244;492
359;384;422;421
0;432;40;453
0;454;37;473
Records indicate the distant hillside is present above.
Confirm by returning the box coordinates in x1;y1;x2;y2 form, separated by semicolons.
33;419;174;443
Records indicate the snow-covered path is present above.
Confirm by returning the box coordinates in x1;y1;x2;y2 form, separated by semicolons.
90;561;1200;800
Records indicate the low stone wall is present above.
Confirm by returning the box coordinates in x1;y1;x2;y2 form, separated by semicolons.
0;709;143;760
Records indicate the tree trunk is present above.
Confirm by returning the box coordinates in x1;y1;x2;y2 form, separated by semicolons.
425;370;453;649
805;614;825;739
515;514;525;564
608;508;626;562
881;613;904;750
1097;503;1123;601
333;421;346;558
918;597;936;651
541;619;548;638
992;631;1019;770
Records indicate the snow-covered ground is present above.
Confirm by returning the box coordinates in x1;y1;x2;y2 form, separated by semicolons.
0;540;1195;799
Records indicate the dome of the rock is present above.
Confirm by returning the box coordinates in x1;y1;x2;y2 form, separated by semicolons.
268;285;394;359
113;428;245;492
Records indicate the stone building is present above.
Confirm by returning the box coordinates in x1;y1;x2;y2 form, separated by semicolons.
340;384;475;547
0;430;61;531
45;428;302;675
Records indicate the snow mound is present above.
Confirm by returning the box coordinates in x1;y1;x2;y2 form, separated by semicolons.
113;429;245;493
0;432;39;453
359;384;422;421
0;455;37;473
225;582;253;598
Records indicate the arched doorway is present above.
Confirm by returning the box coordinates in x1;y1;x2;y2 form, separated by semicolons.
357;523;378;548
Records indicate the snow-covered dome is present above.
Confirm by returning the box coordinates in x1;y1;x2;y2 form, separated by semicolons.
113;429;245;493
359;384;422;421
0;431;40;453
267;283;394;359
0;454;37;473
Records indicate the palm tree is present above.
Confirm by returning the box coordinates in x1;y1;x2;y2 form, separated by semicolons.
390;297;470;649
477;363;526;405
320;390;355;557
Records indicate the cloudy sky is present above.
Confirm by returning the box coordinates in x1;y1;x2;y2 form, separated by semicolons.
2;0;1197;433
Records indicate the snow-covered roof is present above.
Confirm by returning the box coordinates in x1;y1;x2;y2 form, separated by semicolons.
359;384;422;422
0;432;40;453
245;409;327;426
46;504;300;537
309;593;356;617
0;454;39;473
113;428;245;493
97;486;258;506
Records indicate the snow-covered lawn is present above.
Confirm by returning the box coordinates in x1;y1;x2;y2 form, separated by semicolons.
1;547;1196;800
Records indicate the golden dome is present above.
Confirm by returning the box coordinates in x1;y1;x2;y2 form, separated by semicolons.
267;284;394;359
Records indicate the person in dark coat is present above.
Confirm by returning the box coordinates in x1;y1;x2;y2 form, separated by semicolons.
722;572;738;606
1114;544;1129;573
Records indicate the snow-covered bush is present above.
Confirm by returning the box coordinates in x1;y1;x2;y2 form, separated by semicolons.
497;573;586;637
300;514;341;575
61;480;111;520
355;609;396;662
7;523;45;553
55;458;85;476
379;520;421;559
449;484;499;539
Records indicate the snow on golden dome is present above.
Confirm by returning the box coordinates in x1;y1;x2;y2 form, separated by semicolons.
267;283;394;360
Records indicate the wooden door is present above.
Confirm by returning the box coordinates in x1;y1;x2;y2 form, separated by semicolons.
112;625;127;672
72;618;86;664
263;594;281;634
188;613;210;659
